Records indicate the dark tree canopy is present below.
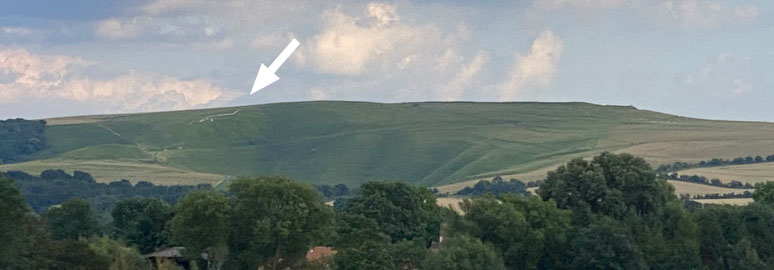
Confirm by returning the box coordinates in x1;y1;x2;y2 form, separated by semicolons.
421;235;505;270
5;170;210;220
455;176;530;197
753;182;774;207
111;198;172;253
44;198;99;241
0;119;48;164
226;176;334;270
0;176;30;269
538;152;673;219
338;181;445;244
568;217;648;270
170;190;231;265
460;195;571;269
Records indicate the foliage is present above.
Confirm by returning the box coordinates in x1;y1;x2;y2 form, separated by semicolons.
567;217;648;270
111;198;172;253
44;197;100;240
225;176;334;270
332;241;395;270
0;119;48;164
460;195;570;269
315;184;350;200
421;235;505;270
753;182;774;207
0;176;30;269
538;152;674;220
170;190;231;267
454;176;530;197
44;240;113;270
88;235;148;270
9;151;774;269
5;170;210;220
338;181;444;244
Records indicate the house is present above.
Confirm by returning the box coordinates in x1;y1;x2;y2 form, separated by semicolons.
306;246;336;261
146;247;192;270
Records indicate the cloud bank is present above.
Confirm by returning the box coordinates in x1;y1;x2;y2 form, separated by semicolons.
0;48;238;113
499;30;564;101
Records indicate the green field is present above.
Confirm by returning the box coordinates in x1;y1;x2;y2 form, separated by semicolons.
678;163;774;184
2;101;774;187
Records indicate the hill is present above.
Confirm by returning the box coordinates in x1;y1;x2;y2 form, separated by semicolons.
1;101;773;187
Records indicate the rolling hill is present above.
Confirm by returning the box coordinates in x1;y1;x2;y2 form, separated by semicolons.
2;101;773;189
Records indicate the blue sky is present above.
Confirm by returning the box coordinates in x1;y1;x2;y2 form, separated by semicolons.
1;0;772;121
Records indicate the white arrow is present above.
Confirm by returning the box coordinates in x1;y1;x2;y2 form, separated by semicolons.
250;38;300;95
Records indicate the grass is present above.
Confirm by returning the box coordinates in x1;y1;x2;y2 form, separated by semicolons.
2;101;772;188
0;159;225;186
678;163;774;184
693;198;753;205
667;180;754;196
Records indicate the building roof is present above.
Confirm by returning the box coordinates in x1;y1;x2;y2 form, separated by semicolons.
306;246;336;261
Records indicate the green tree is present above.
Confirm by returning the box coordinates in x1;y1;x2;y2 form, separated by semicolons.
339;181;444;244
334;212;391;249
225;176;334;270
170;190;231;269
421;235;505;270
0;177;30;269
695;205;744;269
460;195;570;269
388;240;428;270
538;152;673;221
88;235;148;270
45;240;112;270
753;182;774;207
624;200;701;269
568;217;648;270
111;198;173;253
45;197;100;240
333;241;395;270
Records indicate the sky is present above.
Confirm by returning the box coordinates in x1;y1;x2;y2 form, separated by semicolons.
1;0;773;121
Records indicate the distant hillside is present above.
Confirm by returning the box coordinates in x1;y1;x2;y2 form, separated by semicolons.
2;101;773;187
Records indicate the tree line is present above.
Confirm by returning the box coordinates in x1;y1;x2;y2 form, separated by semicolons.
666;172;759;189
452;176;530;197
658;154;774;172
7;152;774;269
689;192;753;200
5;170;211;221
0;119;48;164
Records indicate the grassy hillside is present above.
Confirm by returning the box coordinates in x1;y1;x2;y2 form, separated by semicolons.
2;101;773;187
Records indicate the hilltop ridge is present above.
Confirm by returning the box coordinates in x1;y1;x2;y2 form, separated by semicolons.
1;101;772;187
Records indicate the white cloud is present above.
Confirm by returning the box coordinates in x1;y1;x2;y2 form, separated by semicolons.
533;0;759;28
498;30;564;101
535;0;625;11
366;2;400;26
438;50;489;101
96;18;141;39
1;27;33;36
681;53;753;96
0;48;238;113
642;0;759;28
295;2;440;76
290;2;493;102
95;14;232;52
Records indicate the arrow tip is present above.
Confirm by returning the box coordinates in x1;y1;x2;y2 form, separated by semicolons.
250;64;280;95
